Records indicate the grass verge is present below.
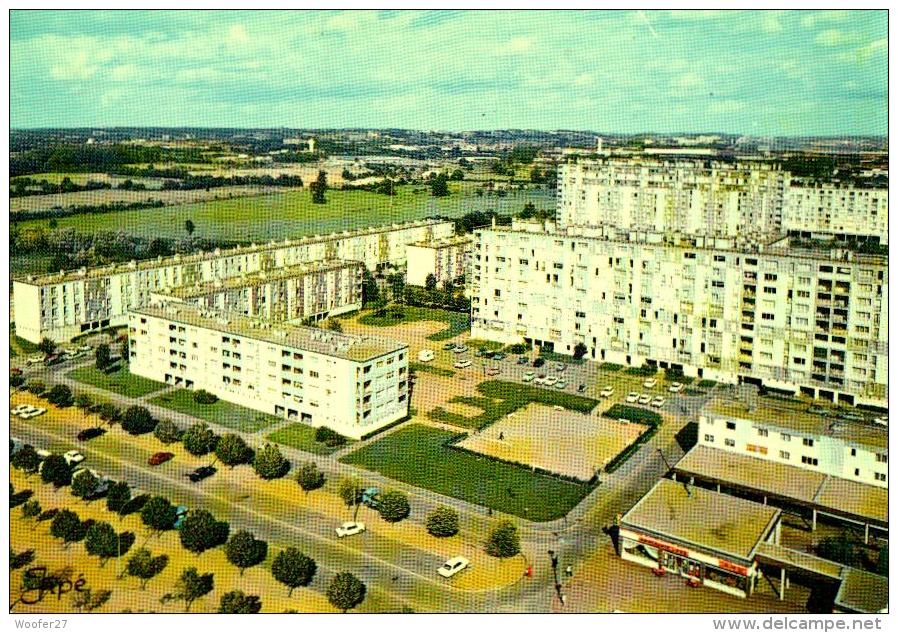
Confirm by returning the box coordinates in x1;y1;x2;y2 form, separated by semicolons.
601;404;662;473
410;362;455;378
266;422;345;456
149;389;280;432
68;364;167;398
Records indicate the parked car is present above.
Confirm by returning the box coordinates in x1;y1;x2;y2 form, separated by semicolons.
638;394;652;405
651;396;666;408
643;378;658;389
443;342;456;351
44;354;63;366
72;468;110;496
77;345;92;353
516;356;529;365
77;428;106;442
474;349;487;358
625;392;639;403
492;352;506;361
599;386;614;398
438;556;470;578
577;384;587;393
668;382;684;393
533;376;546;385
453;345;469;354
555;363;566;372
555;380;568;390
187;465;216;482
63;450;85;465
532;358;545;368
149;451;175;466
522;371;535;382
453;359;472;369
12;404;34;415
19;406;47;419
544;376;559;386
417;349;435;363
26;354;45;365
174;506;189;529
335;521;366;538
486;366;500;376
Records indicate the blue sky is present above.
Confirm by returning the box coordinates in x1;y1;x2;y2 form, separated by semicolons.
10;10;887;135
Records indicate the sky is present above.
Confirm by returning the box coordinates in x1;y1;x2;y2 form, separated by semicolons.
9;9;888;135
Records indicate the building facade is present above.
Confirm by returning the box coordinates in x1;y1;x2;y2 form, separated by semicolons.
405;235;472;288
128;305;409;439
783;183;888;245
470;222;887;407
150;259;363;324
14;219;454;343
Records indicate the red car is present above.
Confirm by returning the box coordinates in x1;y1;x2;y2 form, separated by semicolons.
148;452;175;466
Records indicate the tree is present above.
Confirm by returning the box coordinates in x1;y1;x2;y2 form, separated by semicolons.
425;273;437;291
22;499;42;520
171;567;214;612
121;405;156;435
310;170;328;204
184;219;196;236
214;433;253;468
271;547;316;596
326;572;366;613
71;468;101;501
126;547;169;590
11;374;25;388
253;444;289;480
27;380;47;395
95;343;112;370
51;509;86;548
11;445;41;476
449;169;465;181
377;490;410;523
337;477;362;507
430;173;450;197
426;506;459;537
40;454;72;488
140;496;178;533
37;337;56;356
74;393;93;410
97;402;122;425
485;520;520;558
573;342;588;360
45;384;73;407
153;418;183;445
84;521;120;566
120;338;129;361
178;509;229;555
225;530;268;575
218;590;262;613
295;461;325;494
387;273;405;304
182;422;218;456
326;318;343;332
71;588;111;613
106;481;131;514
10;547;36;570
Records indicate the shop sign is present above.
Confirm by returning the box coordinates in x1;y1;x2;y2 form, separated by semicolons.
638;535;690;558
717;559;749;576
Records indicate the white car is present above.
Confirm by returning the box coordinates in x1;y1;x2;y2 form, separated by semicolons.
638;394;652;405
11;404;34;415
625;392;639;403
599;386;614;398
19;407;47;419
533;376;546;385
668;382;684;393
555;363;566;372
438;556;470;578
335;521;366;538
77;345;93;353
453;359;472;369
26;354;45;365
651;396;666;408
555;380;567;390
544;376;559;387
64;450;85;465
417;350;435;363
522;371;535;382
453;345;469;354
35;448;51;460
643;378;657;389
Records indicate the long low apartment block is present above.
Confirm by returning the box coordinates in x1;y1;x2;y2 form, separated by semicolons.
128;305;409;439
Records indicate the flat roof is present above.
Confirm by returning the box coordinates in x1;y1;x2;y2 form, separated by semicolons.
408;234;472;248
16;219;450;286
621;478;781;562
155;259;360;299
704;397;888;452
674;446;888;526
834;568;889;613
133;304;406;363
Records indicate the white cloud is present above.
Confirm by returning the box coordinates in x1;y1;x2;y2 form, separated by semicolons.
672;72;704;90
839;37;887;62
801;11;849;29
816;29;847;47
573;73;594;87
110;64;139;82
497;36;534;55
226;24;249;45
762;15;783;34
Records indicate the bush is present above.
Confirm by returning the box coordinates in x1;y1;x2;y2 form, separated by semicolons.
121;406;157;435
153;419;183;444
182;423;218;456
254;444;290;480
314;426;347;447
193;389;218;405
295;461;325;493
485;520;520;558
11;374;25;388
27;380;47;395
625;363;657;377
505;343;529;355
377;490;410;523
426;506;459;537
45;384;74;407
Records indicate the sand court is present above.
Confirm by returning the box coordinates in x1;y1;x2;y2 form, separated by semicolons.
455;403;647;480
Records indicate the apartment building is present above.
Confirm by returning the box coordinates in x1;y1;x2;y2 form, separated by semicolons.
783;183;888;245
150;259;363;323
470;221;888;408
405;235;472;288
14;219;454;343
128;305;409;439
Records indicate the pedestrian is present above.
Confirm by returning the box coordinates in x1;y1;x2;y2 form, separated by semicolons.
499;431;504;440
565;564;573;578
560;593;567;606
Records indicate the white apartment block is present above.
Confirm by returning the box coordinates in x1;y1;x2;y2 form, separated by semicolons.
150;259;363;323
13;219;454;343
470;221;888;408
783;183;888;245
698;397;887;489
405;235;472;288
128;305;409;439
558;159;888;244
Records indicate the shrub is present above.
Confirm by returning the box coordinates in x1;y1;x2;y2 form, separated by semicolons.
377;490;410;523
314;426;347;447
46;384;74;407
193;389;218;405
426;506;459;537
121;406;157;435
485;520;520;558
153;419;183;445
254;444;290;480
27;380;47;395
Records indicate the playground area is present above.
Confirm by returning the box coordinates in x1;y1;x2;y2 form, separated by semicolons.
455;403;647;481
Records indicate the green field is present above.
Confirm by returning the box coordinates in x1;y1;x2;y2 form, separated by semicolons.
149;389;281;432
340;423;592;521
68;365;168;398
357;306;469;341
429;380;599;429
266;423;345;456
14;183;553;242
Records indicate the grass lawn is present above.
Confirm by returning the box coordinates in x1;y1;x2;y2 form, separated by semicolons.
68;364;167;398
357;306;469;341
697;379;718;389
340;424;593;521
266;422;346;456
149;389;280;432
601;405;663;473
429;380;599;430
410;362;455;377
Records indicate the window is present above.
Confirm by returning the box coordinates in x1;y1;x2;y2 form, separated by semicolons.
781;433;791;442
757;428;768;437
725;439;735;447
779;451;790;460
876;453;887;463
726;421;736;430
874;473;886;482
704;434;714;443
802;438;814;447
801;456;818;466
